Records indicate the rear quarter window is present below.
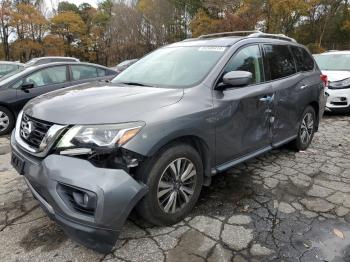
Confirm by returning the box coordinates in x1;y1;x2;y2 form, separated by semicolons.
263;44;296;80
291;46;314;72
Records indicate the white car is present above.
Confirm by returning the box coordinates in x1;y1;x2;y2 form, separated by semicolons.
314;51;350;113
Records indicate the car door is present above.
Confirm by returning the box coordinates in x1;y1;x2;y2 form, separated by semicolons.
69;65;112;86
213;44;274;166
13;65;69;111
290;45;322;120
263;44;306;145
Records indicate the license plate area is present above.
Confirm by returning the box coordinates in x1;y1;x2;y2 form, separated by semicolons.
11;152;25;175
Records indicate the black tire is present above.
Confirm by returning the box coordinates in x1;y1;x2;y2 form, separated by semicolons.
290;106;316;151
135;143;203;226
0;106;15;136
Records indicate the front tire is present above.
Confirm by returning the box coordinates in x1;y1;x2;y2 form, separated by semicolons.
136;143;203;226
0;106;14;136
290;106;316;151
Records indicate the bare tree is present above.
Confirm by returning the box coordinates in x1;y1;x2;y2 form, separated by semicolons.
0;0;12;60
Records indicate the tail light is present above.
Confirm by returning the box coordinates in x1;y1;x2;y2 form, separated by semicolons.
320;74;328;88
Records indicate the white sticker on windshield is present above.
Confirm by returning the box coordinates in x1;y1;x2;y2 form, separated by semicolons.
198;47;226;52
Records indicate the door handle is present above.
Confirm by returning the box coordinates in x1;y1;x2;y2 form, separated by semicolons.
300;84;308;90
259;95;274;103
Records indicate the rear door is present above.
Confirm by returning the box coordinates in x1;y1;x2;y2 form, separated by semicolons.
263;44;305;145
290;45;323;116
214;44;274;166
14;65;69;110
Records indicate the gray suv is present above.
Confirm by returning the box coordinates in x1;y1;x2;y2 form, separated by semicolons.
10;31;326;253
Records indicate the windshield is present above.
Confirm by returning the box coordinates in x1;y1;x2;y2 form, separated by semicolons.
314;54;350;71
112;46;227;88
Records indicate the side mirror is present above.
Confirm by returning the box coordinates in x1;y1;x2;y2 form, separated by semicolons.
217;71;253;90
21;83;34;92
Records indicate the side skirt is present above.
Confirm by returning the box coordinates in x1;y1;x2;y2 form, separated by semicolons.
211;135;297;175
271;135;297;148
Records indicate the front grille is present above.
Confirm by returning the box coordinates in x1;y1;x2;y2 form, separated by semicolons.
328;85;350;90
331;101;347;106
20;114;53;150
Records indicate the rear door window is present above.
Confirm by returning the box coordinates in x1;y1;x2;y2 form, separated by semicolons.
290;46;315;72
71;65;98;80
263;44;296;80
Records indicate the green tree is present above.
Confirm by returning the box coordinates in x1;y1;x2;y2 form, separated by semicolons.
57;1;79;13
190;8;218;37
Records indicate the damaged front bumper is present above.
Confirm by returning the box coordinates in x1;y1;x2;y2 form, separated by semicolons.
10;134;148;253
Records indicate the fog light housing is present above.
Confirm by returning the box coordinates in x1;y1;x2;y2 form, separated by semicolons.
72;191;96;210
57;183;97;216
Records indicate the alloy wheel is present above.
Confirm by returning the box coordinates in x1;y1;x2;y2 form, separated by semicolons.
300;112;314;145
0;111;9;132
157;158;197;214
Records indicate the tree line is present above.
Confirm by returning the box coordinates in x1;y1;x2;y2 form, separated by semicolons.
0;0;349;66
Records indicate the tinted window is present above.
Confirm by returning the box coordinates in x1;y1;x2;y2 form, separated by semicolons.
23;66;67;87
291;46;314;71
107;69;117;76
224;45;264;84
264;45;296;80
71;65;98;80
97;68;106;77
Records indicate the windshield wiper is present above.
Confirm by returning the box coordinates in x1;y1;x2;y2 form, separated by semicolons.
120;81;154;87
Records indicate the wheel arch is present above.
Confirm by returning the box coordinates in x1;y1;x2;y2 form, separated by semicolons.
0;102;15;116
146;134;213;186
309;101;320;131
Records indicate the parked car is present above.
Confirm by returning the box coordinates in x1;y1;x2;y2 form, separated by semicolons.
113;59;138;73
0;61;24;78
10;31;326;253
25;56;80;66
314;51;350;113
0;62;117;135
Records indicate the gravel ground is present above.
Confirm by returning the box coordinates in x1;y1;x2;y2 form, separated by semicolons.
0;115;349;262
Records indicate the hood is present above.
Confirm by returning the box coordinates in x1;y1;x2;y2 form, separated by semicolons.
24;82;184;125
322;70;350;82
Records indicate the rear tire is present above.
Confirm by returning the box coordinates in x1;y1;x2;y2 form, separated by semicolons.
135;143;203;226
0;106;14;136
290;106;316;151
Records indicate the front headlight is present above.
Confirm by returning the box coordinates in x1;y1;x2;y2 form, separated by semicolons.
56;122;145;152
329;77;350;89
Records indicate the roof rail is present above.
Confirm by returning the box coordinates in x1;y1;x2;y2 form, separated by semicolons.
198;31;297;43
198;31;261;39
248;32;297;43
